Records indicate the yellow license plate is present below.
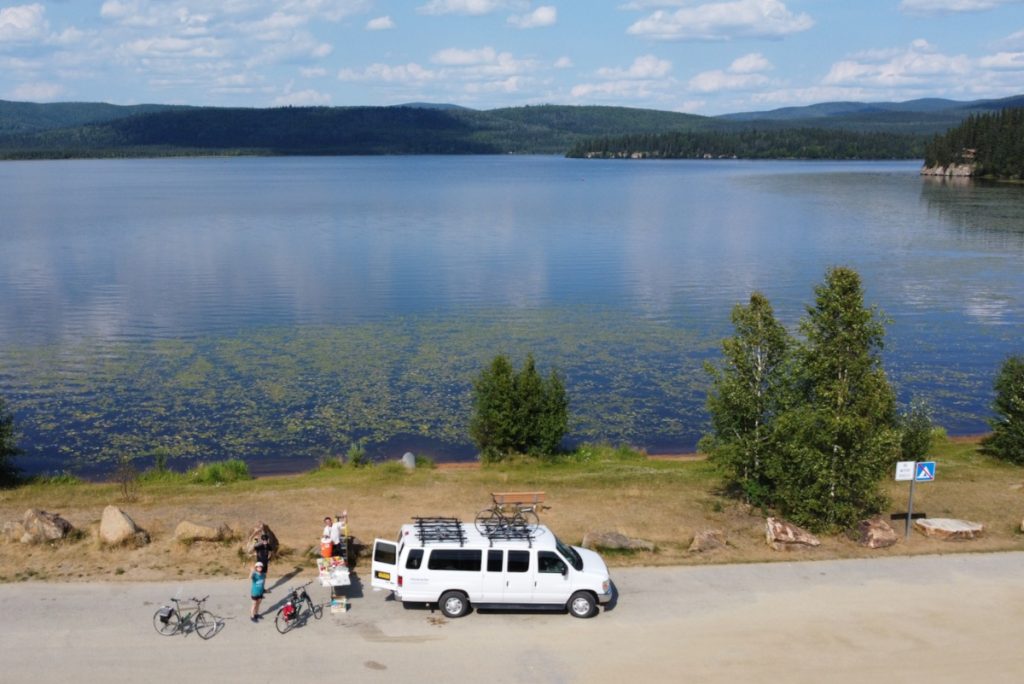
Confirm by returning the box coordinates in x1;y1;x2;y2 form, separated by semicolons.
376;571;391;581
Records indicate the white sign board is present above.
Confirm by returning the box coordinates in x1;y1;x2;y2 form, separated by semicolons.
895;461;916;482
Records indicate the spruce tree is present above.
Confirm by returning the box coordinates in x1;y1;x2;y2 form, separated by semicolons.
774;267;900;530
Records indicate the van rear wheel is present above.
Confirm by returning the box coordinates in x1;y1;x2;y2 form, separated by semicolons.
438;591;469;618
568;591;597;618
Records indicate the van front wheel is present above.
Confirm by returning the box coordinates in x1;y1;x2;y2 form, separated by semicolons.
438;591;469;618
568;591;597;618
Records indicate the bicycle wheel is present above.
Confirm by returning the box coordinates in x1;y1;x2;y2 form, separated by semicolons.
309;598;323;620
194;611;217;640
153;608;179;636
519;509;540;531
475;509;502;536
274;608;293;634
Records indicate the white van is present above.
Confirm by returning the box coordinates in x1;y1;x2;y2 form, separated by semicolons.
370;517;613;618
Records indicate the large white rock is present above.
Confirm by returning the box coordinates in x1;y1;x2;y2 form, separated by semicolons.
765;517;820;551
914;518;985;541
99;506;149;546
174;520;227;543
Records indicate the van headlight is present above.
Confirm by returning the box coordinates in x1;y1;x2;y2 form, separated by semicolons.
601;580;610;594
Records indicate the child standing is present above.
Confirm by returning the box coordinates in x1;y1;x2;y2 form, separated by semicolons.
250;561;266;622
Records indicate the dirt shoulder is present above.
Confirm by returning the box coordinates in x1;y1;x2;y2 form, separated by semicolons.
1;439;1022;584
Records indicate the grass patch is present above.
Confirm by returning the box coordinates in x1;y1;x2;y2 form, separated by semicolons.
187;459;251;485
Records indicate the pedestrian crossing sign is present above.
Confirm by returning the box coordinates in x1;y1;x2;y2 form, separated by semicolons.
915;461;936;482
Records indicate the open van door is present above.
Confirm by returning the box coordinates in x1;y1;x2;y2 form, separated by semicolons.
371;538;398;591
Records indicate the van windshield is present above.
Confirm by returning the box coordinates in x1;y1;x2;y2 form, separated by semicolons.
555;536;583;571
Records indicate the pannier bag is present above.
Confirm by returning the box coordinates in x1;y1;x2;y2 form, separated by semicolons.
158;606;173;623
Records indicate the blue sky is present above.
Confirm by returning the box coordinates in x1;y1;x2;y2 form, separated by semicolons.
1;1;1023;115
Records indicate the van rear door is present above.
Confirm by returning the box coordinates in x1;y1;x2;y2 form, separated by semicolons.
371;538;398;591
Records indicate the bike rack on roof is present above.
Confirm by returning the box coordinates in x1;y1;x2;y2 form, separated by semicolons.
411;516;467;547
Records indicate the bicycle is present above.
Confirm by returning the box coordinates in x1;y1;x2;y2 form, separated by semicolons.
474;491;547;536
153;596;220;639
274;581;323;634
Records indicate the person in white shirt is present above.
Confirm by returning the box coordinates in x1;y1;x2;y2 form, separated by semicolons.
330;511;347;557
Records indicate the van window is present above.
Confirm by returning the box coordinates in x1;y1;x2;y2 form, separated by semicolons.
487;549;502;572
507;550;530;573
538;551;567;574
555;537;584;571
374;542;397;565
427;549;482;572
406;548;424;570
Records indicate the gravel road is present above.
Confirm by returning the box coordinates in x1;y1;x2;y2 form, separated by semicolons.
2;552;1021;683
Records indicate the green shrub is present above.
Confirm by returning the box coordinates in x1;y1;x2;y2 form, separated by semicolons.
347;441;369;468
188;459;251;484
315;455;346;471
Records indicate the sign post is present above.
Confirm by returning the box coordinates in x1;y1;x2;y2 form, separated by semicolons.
895;460;935;539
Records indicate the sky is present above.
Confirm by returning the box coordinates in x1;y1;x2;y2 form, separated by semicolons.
1;1;1023;115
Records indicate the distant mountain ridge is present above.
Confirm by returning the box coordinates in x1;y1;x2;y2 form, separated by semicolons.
0;94;1020;159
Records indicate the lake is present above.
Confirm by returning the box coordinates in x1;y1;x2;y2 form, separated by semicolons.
1;156;1022;476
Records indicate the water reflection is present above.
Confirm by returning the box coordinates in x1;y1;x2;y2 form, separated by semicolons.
0;157;1022;475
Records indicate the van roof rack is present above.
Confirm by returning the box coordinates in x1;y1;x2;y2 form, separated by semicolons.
411;517;467;547
479;522;537;547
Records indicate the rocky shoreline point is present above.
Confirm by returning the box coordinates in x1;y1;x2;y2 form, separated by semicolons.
920;162;976;177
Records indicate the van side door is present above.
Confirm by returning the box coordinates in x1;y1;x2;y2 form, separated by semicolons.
533;550;571;603
503;549;533;602
370;538;398;592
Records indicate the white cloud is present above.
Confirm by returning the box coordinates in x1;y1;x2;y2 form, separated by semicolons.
508;6;556;29
9;80;63;101
272;86;332;106
432;46;500;66
366;16;395;30
0;4;49;42
554;56;573;69
900;0;1023;14
978;51;1024;69
417;0;509;16
338;62;438;83
823;41;970;88
729;52;771;74
627;0;814;41
119;36;225;59
596;54;672;79
688;52;773;92
300;66;328;77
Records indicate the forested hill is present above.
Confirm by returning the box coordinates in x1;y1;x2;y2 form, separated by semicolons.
923;108;1024;179
0;96;1018;159
0;104;710;159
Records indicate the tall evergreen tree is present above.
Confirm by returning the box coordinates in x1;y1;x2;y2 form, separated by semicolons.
701;292;792;505
774;267;899;530
470;354;569;462
981;355;1024;464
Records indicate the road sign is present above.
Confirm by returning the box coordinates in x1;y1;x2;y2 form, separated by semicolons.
895;461;915;481
915;461;936;482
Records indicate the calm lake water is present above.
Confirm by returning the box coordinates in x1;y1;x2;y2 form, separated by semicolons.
1;156;1022;476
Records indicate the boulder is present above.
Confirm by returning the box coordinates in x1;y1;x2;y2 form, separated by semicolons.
401;452;416;470
581;531;655;552
857;517;898;549
20;509;75;544
99;505;149;546
689;529;726;553
914;518;985;541
3;520;26;543
244;521;280;555
175;520;226;543
765;517;820;551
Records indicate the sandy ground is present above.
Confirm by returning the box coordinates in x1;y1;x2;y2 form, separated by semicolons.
1;552;1021;684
